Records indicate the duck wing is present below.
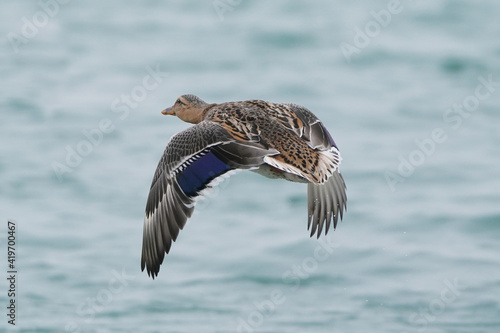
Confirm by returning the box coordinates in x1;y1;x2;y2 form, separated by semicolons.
307;170;347;238
281;103;339;150
244;101;347;237
142;121;278;278
280;105;347;237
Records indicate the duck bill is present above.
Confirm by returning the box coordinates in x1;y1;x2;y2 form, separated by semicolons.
161;107;174;115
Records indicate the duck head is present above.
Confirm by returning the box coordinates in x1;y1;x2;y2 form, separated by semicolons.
162;94;209;124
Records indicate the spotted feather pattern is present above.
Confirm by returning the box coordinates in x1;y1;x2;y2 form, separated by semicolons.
206;100;341;184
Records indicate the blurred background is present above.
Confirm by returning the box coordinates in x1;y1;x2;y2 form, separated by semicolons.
1;0;499;332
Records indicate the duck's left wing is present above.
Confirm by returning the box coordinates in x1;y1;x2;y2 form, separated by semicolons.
142;122;278;278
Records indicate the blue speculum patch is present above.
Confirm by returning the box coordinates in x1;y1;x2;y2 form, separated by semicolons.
176;151;232;197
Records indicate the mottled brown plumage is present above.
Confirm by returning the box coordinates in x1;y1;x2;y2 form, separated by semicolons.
142;95;346;278
207;100;341;184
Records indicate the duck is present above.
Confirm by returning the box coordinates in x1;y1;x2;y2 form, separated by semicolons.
142;94;347;278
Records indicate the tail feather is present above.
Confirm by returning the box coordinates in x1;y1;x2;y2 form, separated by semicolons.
264;146;342;184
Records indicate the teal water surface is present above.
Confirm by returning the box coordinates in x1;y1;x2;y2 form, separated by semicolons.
1;1;500;332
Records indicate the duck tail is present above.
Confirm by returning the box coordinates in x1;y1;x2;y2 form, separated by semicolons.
315;146;342;183
263;146;342;184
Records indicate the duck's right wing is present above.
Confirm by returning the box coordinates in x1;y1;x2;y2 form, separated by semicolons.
307;169;347;238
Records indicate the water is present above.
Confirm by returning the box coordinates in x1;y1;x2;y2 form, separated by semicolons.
1;0;500;332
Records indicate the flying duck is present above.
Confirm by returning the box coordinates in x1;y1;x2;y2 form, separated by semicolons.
142;95;347;278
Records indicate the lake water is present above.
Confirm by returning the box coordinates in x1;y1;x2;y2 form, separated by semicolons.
1;0;500;332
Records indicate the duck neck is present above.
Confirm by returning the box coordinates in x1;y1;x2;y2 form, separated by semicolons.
199;103;217;121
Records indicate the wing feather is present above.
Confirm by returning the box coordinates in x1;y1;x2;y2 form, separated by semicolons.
141;122;277;278
307;169;347;238
237;101;347;237
282;103;338;150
